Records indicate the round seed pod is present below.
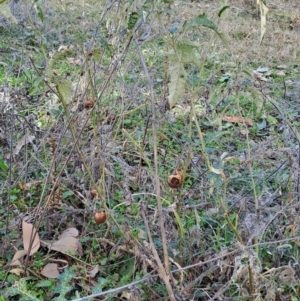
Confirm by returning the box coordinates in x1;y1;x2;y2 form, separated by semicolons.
90;189;97;199
94;211;107;224
84;98;94;110
167;168;183;188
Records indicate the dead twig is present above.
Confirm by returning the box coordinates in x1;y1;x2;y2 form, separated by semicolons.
140;204;176;301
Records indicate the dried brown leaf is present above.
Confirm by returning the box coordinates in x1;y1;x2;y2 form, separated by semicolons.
87;265;99;278
41;263;60;278
22;220;40;256
51;237;79;255
58;228;79;239
9;250;28;266
222;115;253;126
9;268;24;276
13;135;35;156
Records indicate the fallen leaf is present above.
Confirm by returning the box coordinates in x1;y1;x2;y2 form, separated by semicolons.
290;18;300;31
51;236;79;255
9;250;28;266
277;64;287;69
256;67;269;73
13;135;35;156
222;115;253;126
58;45;69;52
9;268;24;276
41;263;60;278
239;129;249;136
211;166;226;180
87;265;99;278
22;220;40;256
276;70;285;77
58;228;79;239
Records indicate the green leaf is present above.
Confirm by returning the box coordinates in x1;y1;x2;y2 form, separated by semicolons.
128;12;139;30
167;62;186;109
91;48;101;61
46;50;74;80
49;108;62;119
36;280;53;288
247;86;264;114
166;40;202;108
266;115;278;125
258;119;267;130
183;13;229;50
34;2;44;22
183;13;217;31
174;40;202;68
206;131;232;144
218;6;229;17
29;77;44;95
0;158;8;172
56;80;72;106
62;190;74;199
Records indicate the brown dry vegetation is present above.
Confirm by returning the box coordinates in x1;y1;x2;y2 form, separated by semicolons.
1;0;300;300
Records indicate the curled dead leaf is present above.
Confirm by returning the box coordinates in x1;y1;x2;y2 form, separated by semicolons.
211;166;226;180
222;115;253;126
168;168;183;188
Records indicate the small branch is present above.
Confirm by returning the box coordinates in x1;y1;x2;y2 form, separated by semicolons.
140;205;176;301
135;37;175;285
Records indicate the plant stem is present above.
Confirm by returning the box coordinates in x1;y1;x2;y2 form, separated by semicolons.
136;40;176;301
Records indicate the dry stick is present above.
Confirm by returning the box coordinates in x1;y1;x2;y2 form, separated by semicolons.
135;40;176;301
140;206;176;301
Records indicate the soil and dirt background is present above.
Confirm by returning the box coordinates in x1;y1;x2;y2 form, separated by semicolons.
1;0;300;300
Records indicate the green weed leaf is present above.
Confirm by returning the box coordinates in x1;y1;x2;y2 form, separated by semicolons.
46;50;74;81
0;158;8;172
34;1;44;22
174;40;202;68
183;13;229;50
218;6;229;17
56;80;72;106
128;12;139;30
183;13;217;31
167;62;186;109
166;40;201;108
62;190;74;199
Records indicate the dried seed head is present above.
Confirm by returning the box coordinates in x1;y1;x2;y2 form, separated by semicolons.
167;169;183;188
90;189;97;199
84;98;94;110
